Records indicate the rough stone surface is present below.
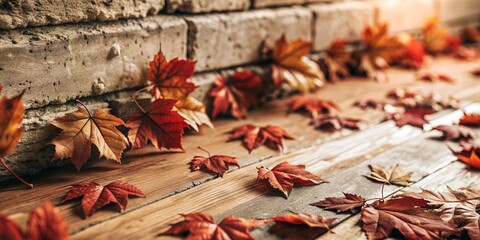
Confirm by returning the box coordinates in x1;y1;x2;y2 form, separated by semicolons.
309;1;373;50
0;0;165;30
185;7;312;72
166;0;250;13
436;0;480;22
253;0;330;8
370;0;435;32
0;15;187;109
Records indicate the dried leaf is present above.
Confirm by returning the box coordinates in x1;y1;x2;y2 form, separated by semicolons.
161;212;268;240
0;215;23;240
228;124;294;153
387;107;431;128
461;26;480;44
365;164;412;186
400;36;426;69
361;197;457;240
433;125;476;141
63;181;145;217
311;116;360;131
318;39;350;82
459;113;480;127
27;201;69;240
257;161;326;198
50;103;129;171
387;88;459;111
423;16;458;54
287;96;340;118
191;148;239;177
353;99;386;110
270;35;325;93
176;96;213;132
273;213;336;229
210;70;262;119
417;71;455;83
450;144;480;169
472;68;480;76
126;98;187;150
148;49;196;99
311;192;366;212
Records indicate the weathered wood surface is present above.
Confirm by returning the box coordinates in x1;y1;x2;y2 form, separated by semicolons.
0;57;479;240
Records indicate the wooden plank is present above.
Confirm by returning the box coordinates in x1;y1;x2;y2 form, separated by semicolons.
1;57;479;236
69;102;480;239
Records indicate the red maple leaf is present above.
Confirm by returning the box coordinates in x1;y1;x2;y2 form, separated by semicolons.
400;38;426;69
228;124;294;153
361;197;457;240
62;181;145;217
450;143;480;169
190;147;239;177
209;70;262;119
257;161;327;198
126;98;188;150
148;49;196;99
459;113;480;127
433;125;476;141
387;107;431;128
311;116;360;131
161;212;269;239
311;193;366;212
0;201;68;240
273;213;336;229
287;96;340;118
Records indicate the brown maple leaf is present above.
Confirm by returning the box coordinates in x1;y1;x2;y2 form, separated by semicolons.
228;124;294;153
268;34;325;93
361;197;458;240
63;181;145;218
318;39;350;82
287;96;340;118
311;192;366;212
148;49;196;99
386;107;431;129
273;213;336;230
365;164;413;186
50;101;129;171
161;212;269;239
433;125;476;141
126;98;187;151
311;116;360;131
0;201;68;240
0;86;32;188
210;70;262;120
190;147;239;177
423;15;459;54
417;71;455;83
461;26;480;44
459;113;480;127
176;96;214;132
257;161;327;198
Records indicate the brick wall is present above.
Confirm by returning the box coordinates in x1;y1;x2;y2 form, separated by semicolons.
1;0;479;180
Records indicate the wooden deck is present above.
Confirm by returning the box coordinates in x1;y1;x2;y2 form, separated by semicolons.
1;57;480;240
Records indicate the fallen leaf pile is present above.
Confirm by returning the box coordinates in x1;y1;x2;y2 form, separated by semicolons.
0;201;68;240
228;124;294;153
62;181;145;217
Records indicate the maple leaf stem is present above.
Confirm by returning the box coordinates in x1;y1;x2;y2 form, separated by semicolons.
381;183;385;199
197;146;211;157
75;100;92;118
131;86;151;114
0;158;33;188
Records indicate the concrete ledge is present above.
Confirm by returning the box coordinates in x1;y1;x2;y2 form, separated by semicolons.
0;15;187;109
0;0;165;30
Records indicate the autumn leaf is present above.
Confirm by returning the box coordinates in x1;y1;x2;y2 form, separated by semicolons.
423;15;459;54
273;213;336;230
269;35;325;93
353;99;386;110
453;46;480;60
176;96;214;132
161;212;268;239
27;201;69;240
386;107;431;129
365;164;413;186
387;88;459;111
433;125;476;141
0;201;68;240
318;39;350;82
361;197;458;240
190;147;239;177
0;86;32;188
287;96;340;118
63;181;145;218
311;116;360;131
450;143;480;169
257;161;326;198
311;192;366;212
459;113;480;127
50;101;129;171
461;26;480;44
126;98;187;151
228;124;294;153
400;36;426;69
417;71;455;83
210;70;262;120
148;49;196;99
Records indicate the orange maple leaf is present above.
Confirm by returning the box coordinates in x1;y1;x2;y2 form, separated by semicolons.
228;124;294;153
